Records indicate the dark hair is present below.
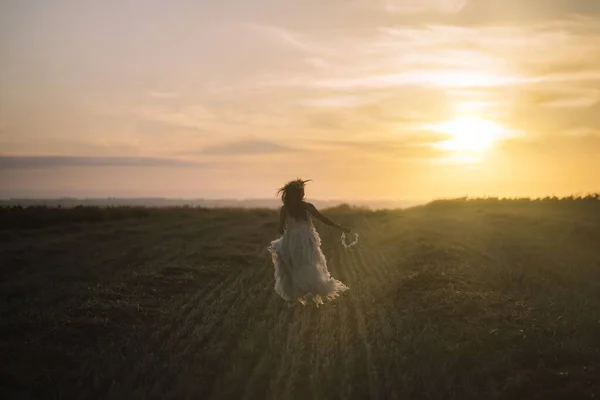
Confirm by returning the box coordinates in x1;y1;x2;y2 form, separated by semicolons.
277;179;311;219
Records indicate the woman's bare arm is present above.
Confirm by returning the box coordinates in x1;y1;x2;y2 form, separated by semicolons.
278;205;286;234
305;202;351;233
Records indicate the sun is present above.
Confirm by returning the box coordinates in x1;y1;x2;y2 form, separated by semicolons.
428;117;508;153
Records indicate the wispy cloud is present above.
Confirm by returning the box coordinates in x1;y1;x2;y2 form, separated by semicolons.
135;104;215;131
241;14;600;147
298;95;376;109
565;127;600;137
539;92;600;109
0;156;204;169
306;137;443;160
147;91;179;99
349;0;468;14
123;14;600;152
240;23;320;54
196;139;298;155
312;70;533;90
258;17;600;89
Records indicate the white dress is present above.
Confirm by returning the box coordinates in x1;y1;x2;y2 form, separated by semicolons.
268;213;349;305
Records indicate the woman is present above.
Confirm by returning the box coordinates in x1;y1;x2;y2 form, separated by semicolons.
268;179;350;306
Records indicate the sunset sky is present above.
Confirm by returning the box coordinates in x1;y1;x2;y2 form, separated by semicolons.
1;0;600;200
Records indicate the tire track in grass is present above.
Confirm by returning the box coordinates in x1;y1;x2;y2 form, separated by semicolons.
336;287;356;399
352;213;399;397
303;298;343;399
123;295;214;380
361;220;405;398
357;213;392;284
357;214;398;301
149;265;272;398
358;213;406;340
121;262;242;393
206;267;286;399
294;229;356;399
340;243;365;391
266;306;302;398
354;274;380;398
239;300;296;400
355;226;401;397
362;214;427;399
282;306;324;399
339;233;380;399
155;225;271;344
209;231;296;398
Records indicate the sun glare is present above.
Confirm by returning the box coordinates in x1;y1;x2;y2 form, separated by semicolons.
429;117;509;153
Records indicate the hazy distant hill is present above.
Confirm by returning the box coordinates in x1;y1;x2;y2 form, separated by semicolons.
0;197;423;210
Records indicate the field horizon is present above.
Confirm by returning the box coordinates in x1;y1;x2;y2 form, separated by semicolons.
1;196;600;399
2;193;599;210
0;197;425;211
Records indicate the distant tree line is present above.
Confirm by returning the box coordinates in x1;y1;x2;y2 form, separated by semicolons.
427;193;600;205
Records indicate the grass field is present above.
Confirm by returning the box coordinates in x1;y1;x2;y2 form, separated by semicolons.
1;198;600;399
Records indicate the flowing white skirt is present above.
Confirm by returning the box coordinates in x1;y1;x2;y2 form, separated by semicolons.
268;222;349;305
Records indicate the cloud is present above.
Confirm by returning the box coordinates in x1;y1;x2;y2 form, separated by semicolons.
312;70;533;90
0;156;204;169
565;128;600;137
188;136;440;161
456;0;600;24
68;14;600;153
539;93;600;109
381;0;468;14
521;86;600;109
240;23;320;54
497;133;600;165
147;91;179;99
298;86;451;135
196;139;298;155
298;95;375;108
246;15;600;144
299;134;447;164
255;16;600;91
135;104;216;131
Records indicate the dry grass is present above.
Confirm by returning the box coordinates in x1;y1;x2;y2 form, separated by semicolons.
1;199;600;399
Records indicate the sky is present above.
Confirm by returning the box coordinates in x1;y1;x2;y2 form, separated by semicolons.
1;0;600;200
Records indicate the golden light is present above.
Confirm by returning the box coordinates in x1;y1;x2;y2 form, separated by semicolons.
428;117;509;153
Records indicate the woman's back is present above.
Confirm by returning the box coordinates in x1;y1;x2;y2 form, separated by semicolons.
284;201;309;221
275;179;350;235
